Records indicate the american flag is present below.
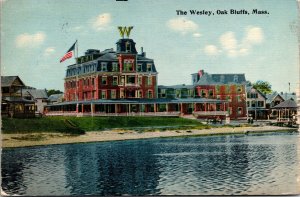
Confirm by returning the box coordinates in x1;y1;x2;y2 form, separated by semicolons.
60;41;77;63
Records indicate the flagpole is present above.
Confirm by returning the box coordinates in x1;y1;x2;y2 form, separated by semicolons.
75;40;79;115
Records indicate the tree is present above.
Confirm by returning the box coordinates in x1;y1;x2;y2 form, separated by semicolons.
47;89;63;96
252;80;272;94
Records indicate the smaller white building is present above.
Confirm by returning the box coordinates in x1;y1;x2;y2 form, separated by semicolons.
21;89;48;114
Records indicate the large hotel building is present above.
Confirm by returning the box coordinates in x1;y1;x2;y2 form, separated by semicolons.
45;28;247;119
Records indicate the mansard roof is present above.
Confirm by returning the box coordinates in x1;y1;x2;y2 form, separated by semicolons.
195;72;246;85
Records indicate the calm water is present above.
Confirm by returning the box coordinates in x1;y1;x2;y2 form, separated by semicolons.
2;131;300;195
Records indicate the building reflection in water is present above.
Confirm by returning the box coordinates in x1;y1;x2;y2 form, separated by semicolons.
63;140;161;195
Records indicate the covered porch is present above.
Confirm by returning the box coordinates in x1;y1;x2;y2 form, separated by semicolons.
44;98;229;118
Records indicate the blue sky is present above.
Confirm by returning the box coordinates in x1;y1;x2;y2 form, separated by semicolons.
1;0;299;93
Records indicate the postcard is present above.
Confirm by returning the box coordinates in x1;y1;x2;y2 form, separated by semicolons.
1;0;300;195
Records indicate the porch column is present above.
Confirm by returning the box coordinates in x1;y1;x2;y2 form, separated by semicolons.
194;103;196;112
180;103;183;114
129;104;131;113
91;103;95;116
166;103;169;112
81;104;84;113
115;104;118;114
154;103;157;113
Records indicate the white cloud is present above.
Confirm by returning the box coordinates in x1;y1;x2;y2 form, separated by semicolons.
204;45;219;56
90;13;112;31
244;26;264;45
219;32;237;50
193;33;201;38
167;17;199;35
16;32;46;48
210;26;264;58
44;47;56;56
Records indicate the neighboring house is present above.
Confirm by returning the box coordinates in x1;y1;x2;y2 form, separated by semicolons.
1;76;35;118
48;93;64;104
20;89;48;113
266;92;289;119
246;86;267;119
192;70;247;119
266;92;285;109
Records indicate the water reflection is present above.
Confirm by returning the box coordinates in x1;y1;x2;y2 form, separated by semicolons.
2;132;300;195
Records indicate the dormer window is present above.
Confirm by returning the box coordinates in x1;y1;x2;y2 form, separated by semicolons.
233;75;239;83
126;42;131;52
147;64;152;72
137;64;142;72
112;62;118;72
101;62;107;71
220;75;225;83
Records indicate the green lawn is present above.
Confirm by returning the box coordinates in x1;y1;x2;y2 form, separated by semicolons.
2;116;207;134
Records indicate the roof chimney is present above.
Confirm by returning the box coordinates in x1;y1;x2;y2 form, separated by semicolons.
141;47;146;57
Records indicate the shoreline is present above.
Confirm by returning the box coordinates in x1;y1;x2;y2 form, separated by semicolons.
2;126;298;148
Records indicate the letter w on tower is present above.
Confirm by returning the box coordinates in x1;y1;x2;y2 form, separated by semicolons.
118;26;134;38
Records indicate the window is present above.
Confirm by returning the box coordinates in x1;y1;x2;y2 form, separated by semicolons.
127;76;135;84
111;90;116;99
126;42;131;52
112;62;118;72
233;75;239;83
113;76;118;85
237;95;241;102
137;64;142;72
101;63;107;71
208;89;214;97
216;95;221;99
215;85;220;94
120;76;125;85
138;76;142;85
237;107;242;115
188;89;193;97
258;101;264;107
226;95;232;102
237;85;242;93
147;90;153;98
251;101;256;107
124;59;134;72
229;107;232;115
201;90;206;98
247;101;250;107
137;90;142;98
147;76;152;86
220;75;225;83
176;89;181;98
92;78;95;86
147;64;152;72
2;87;9;93
101;90;106;99
120;89;124;98
160;89;166;98
92;91;95;99
250;93;258;98
101;76;107;85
